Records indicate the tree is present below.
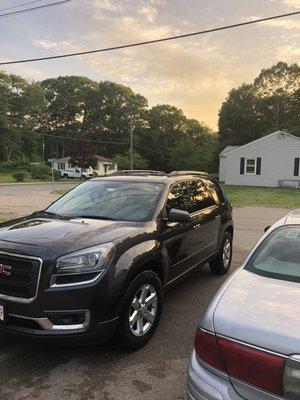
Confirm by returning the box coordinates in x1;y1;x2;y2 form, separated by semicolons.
41;76;98;158
83;81;148;158
0;71;46;161
141;105;187;171
218;62;300;149
112;151;149;170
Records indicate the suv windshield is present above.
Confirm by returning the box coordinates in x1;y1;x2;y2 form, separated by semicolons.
46;180;165;222
246;226;300;282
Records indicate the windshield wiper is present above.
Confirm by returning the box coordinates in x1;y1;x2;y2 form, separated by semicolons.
39;210;58;216
76;215;116;221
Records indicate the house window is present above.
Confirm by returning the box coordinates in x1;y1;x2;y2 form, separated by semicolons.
58;162;65;170
245;158;256;174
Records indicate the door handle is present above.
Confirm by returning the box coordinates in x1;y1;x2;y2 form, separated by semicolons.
193;223;202;230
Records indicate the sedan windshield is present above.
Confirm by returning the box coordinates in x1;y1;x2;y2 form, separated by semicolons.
45;180;165;222
246;226;300;282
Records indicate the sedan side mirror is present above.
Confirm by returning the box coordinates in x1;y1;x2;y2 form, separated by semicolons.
168;208;191;223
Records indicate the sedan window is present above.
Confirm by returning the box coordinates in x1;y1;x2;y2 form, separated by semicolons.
246;226;300;282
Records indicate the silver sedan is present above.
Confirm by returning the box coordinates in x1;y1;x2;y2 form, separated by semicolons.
187;209;300;400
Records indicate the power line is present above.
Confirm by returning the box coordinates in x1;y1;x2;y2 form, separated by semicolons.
34;132;165;154
0;0;43;12
0;11;299;65
35;131;129;145
0;0;78;18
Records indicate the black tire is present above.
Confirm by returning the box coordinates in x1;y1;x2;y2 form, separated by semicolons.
63;174;68;179
117;270;163;350
209;231;233;275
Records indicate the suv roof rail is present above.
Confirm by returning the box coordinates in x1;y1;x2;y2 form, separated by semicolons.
110;170;166;176
168;170;209;177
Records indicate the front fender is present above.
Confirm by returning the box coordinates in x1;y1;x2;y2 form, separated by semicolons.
109;240;166;314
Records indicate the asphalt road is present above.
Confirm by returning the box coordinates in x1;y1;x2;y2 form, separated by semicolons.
0;183;292;400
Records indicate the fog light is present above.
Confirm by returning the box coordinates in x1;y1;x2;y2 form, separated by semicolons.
47;312;86;326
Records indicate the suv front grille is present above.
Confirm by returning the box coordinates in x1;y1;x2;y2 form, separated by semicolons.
0;253;42;303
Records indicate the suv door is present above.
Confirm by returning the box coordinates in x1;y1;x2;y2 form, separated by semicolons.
187;179;221;260
163;179;221;283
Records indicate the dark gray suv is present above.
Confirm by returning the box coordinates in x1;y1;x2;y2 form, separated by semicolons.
0;170;233;349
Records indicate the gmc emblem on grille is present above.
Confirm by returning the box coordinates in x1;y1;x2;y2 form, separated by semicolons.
0;264;12;277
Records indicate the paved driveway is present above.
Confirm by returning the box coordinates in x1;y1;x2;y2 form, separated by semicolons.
0;184;292;400
0;182;76;219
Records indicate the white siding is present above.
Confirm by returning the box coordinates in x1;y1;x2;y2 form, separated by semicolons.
220;132;300;187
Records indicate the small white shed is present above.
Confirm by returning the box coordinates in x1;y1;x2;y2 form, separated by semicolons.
219;131;300;188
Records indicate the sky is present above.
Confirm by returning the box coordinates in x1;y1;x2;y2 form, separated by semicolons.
0;0;299;129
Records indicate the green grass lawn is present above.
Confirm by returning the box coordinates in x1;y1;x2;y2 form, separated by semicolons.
222;185;300;208
0;172;81;184
0;172;38;183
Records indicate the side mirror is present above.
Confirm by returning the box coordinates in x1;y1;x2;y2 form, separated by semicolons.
264;226;271;233
168;208;191;223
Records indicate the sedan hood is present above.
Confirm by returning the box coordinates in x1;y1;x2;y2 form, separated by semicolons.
214;269;300;355
0;213;142;259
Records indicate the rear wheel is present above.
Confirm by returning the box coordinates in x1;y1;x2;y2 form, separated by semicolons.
117;270;163;350
209;231;232;275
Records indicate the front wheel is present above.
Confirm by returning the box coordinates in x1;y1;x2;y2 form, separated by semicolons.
117;270;163;350
209;231;233;275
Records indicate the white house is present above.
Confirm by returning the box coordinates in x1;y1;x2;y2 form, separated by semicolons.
52;155;117;176
219;130;300;188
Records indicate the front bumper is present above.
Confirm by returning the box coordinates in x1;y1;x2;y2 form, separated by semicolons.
187;350;243;400
0;315;118;344
0;250;122;343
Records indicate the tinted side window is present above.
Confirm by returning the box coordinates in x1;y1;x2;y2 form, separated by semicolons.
202;178;227;204
188;180;215;213
167;182;191;213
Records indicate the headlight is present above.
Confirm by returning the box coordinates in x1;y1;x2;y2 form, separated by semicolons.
56;243;115;274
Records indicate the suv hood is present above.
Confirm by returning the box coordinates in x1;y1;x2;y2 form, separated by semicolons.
0;213;143;259
214;269;300;355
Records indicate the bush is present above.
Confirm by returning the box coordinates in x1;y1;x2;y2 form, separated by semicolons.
31;164;51;180
12;171;26;182
0;159;31;172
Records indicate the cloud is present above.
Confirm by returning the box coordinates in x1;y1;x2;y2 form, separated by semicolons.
263;18;300;30
282;0;300;7
92;0;123;12
33;39;72;50
277;43;300;60
138;5;158;23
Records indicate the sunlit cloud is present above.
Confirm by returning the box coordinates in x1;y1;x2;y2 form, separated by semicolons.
282;0;300;7
1;0;300;129
33;39;72;50
137;5;158;23
277;43;300;60
263;18;300;30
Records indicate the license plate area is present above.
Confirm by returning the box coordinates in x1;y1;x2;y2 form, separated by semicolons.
0;303;7;322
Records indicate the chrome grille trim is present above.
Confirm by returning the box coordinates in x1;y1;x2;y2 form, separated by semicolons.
0;251;42;304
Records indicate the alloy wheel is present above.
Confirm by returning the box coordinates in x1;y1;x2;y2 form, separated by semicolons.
222;238;232;269
129;283;158;337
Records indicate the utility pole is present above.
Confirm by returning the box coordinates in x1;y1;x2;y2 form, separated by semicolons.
130;113;133;170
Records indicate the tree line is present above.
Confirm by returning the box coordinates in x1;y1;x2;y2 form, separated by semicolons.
0;61;299;173
0;73;218;172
